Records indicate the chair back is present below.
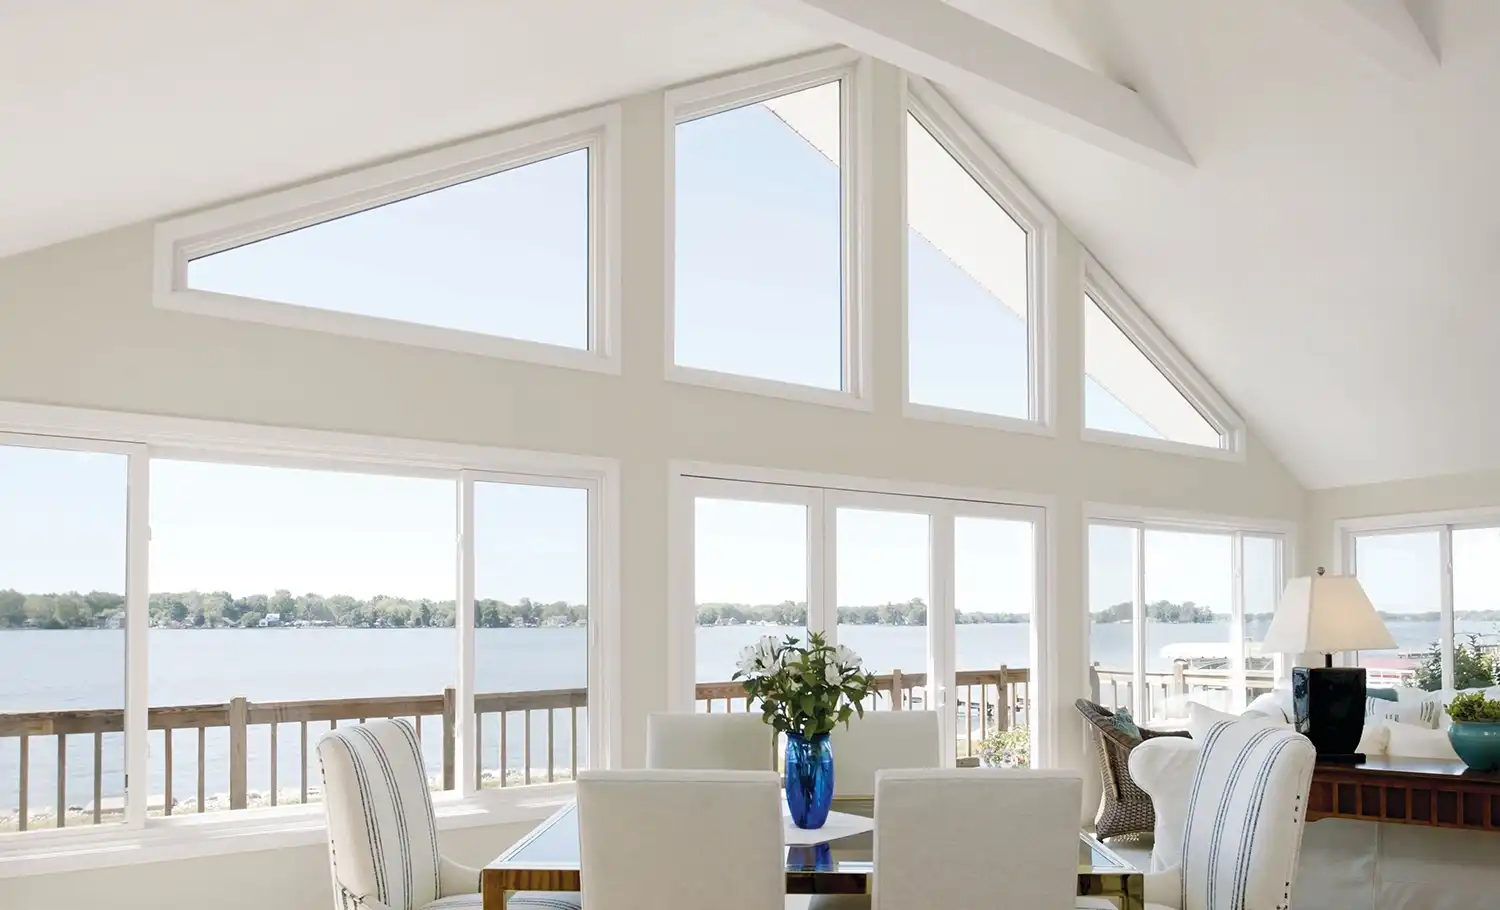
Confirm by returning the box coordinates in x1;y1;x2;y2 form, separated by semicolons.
316;719;441;910
1178;721;1316;910
645;712;774;770
578;770;784;910
830;710;940;797
874;769;1082;910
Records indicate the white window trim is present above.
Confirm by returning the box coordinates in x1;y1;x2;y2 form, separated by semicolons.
1081;255;1246;460
152;106;622;373
900;77;1056;435
668;460;1054;765
0;401;622;873
1332;509;1500;691
1084;502;1296;717
663;48;874;411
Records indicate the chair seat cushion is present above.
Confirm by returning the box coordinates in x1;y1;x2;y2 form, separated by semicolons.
423;893;582;910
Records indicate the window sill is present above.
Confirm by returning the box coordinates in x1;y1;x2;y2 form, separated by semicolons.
1080;427;1243;463
667;364;871;412
902;402;1052;436
0;784;572;880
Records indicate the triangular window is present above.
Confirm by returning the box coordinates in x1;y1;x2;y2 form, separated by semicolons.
1084;264;1241;452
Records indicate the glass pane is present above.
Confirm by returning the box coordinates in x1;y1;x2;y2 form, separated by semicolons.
1143;530;1233;723
0;444;127;833
674;81;843;390
693;499;808;695
1242;536;1282;706
1452;528;1500;689
835;509;930;710
1353;531;1440;690
189;149;591;349
474;483;589;787
954;516;1034;764
1088;524;1135;714
1084;293;1221;447
148;461;456;814
905;113;1029;419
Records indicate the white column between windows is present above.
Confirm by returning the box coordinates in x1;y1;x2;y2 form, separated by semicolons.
1230;533;1248;713
930;508;957;767
810;489;833;643
1440;527;1455;693
455;472;477;797
1130;527;1147;719
124;445;150;829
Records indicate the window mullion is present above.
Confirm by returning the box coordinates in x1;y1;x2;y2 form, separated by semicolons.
1131;528;1147;719
1440;526;1455;692
455;473;477;797
1230;533;1247;712
124;445;151;829
930;508;957;767
809;489;832;643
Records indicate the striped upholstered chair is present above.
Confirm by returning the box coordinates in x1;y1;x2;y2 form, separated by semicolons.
317;719;579;910
1079;720;1316;910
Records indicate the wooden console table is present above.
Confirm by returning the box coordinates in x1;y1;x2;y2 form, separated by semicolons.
1309;758;1500;831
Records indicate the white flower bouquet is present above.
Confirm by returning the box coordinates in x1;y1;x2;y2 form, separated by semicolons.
732;631;877;738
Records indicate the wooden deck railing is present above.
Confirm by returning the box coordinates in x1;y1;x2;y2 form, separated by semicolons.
1089;662;1417;719
0;686;587;832
694;667;1032;760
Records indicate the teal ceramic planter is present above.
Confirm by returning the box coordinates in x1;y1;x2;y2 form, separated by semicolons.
1448;722;1500;772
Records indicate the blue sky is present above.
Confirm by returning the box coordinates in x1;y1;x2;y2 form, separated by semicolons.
0;84;1313;619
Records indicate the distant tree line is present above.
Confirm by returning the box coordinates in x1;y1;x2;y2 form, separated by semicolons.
8;588;1494;631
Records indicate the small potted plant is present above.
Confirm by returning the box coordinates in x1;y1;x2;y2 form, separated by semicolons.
734;632;877;829
1445;691;1500;772
978;726;1031;768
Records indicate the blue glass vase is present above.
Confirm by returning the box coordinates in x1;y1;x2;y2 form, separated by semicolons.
784;732;834;829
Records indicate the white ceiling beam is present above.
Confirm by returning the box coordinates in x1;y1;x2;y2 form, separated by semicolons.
1294;0;1438;78
754;0;1194;171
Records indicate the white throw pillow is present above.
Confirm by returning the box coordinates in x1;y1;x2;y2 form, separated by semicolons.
1356;722;1390;756
1366;695;1437;728
1186;701;1288;741
1383;720;1460;761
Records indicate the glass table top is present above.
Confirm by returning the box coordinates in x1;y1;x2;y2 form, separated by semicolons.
490;800;1136;878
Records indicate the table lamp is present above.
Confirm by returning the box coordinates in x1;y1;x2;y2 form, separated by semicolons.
1261;567;1396;763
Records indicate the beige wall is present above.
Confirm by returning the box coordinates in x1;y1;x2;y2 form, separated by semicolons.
0;60;1306;904
1304;468;1500;568
0;821;534;910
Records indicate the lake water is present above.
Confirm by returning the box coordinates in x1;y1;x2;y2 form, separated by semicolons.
1;619;1489;815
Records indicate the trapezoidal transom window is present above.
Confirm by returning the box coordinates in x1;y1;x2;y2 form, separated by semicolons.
156;108;618;370
670;55;858;396
1083;263;1241;453
904;91;1040;423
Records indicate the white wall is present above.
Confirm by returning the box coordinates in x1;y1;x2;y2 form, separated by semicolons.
0;59;1306;905
0;821;535;910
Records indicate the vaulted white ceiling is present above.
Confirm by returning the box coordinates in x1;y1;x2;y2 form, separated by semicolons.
4;0;1497;490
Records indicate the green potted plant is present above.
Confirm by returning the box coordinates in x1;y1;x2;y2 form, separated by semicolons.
1445;691;1500;772
734;632;877;829
978;726;1030;768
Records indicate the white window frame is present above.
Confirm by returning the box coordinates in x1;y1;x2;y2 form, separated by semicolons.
1081;255;1246;460
1333;507;1500;693
663;49;874;410
901;76;1055;435
669;461;1051;767
152;106;622;373
1084;503;1295;719
0;401;621;875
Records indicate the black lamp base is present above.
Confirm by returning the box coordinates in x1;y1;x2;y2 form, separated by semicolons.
1292;665;1367;761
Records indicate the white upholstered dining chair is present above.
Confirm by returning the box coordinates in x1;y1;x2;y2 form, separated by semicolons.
1078;721;1316;910
877;769;1083;910
316;719;578;910
577;769;784;910
645;712;774;770
829;711;940;797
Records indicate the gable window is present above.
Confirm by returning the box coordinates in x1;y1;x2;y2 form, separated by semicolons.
667;51;866;406
904;83;1047;427
1083;260;1243;455
155;108;619;372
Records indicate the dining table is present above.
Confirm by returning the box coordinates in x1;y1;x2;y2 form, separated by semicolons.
482;798;1144;909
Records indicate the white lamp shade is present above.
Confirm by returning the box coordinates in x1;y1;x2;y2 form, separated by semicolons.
1261;572;1397;655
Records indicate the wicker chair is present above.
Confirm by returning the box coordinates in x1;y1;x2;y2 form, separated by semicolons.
1075;698;1190;841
